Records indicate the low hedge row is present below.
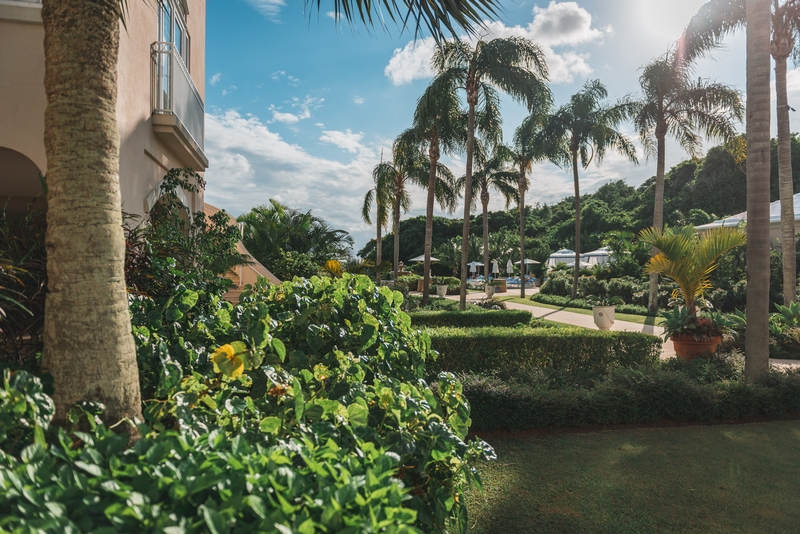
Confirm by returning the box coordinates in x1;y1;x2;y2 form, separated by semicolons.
426;326;661;375
460;367;800;432
410;310;532;328
530;293;652;316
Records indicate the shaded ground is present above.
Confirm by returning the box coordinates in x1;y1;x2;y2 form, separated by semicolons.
459;421;800;533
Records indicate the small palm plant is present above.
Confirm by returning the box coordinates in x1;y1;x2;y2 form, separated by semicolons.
639;225;746;341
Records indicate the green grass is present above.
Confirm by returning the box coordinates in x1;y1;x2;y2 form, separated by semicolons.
498;296;664;327
460;421;800;533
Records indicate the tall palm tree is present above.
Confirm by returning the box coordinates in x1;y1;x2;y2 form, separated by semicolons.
432;36;551;310
361;163;392;284
683;0;798;308
546;80;638;299
633;49;743;314
746;0;773;378
458;144;518;281
509;108;561;298
413;75;466;305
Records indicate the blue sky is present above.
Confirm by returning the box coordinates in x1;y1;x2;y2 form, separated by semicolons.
201;0;787;253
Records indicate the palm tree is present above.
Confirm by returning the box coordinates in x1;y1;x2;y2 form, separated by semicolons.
509;108;561;298
633;49;743;314
413;75;466;305
546;80;638;300
683;0;800;308
458;145;518;281
361;163;392;284
746;0;774;378
432;36;551;310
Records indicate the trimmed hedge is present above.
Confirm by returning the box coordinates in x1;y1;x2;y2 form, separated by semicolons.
530;293;653;316
409;310;533;328
460;366;800;432
426;326;661;375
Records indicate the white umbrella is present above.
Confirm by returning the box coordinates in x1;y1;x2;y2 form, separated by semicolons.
469;263;477;274
408;255;439;262
514;259;540;265
506;259;513;275
492;259;499;274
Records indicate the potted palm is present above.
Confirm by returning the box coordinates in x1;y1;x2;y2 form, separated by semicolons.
586;295;624;331
639;225;747;360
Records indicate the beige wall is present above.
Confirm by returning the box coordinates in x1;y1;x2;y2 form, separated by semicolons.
0;0;206;218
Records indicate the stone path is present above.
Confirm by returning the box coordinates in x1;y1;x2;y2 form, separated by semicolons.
436;290;800;369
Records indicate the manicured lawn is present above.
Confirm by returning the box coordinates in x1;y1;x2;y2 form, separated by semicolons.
459;421;800;533
498;296;664;327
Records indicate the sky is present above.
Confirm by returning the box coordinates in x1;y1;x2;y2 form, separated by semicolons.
202;0;800;254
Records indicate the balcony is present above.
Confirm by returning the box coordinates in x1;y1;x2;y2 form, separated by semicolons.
151;41;207;171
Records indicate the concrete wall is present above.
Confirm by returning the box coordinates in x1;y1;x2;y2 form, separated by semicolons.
0;0;206;217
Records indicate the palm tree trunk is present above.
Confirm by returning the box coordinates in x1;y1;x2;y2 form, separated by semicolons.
649;133;667;314
745;0;773;380
423;137;440;306
482;191;490;284
519;167;526;299
459;84;478;311
775;54;796;306
393;189;401;284
41;0;142;425
376;223;382;285
571;150;581;300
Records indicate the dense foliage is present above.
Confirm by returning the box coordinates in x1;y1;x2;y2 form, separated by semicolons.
460;355;800;431
409;310;532;328
426;326;661;376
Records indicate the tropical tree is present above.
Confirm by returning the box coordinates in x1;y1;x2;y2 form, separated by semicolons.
546;79;638;299
432;36;551;309
412;74;466;304
458;145;518;280
361;166;392;284
633;50;743;314
374;132;455;282
37;0;506;426
682;0;799;308
509;108;562;297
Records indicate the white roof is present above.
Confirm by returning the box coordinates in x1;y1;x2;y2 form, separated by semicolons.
696;192;800;230
583;246;612;257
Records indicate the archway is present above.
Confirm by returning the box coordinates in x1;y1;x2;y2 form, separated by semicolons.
0;147;45;215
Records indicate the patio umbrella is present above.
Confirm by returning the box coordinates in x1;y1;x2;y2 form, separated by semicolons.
469;263;477;274
506;259;513;275
514;259;540;264
408;254;440;262
492;259;499;275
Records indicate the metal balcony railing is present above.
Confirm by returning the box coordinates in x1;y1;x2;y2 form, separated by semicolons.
150;41;204;151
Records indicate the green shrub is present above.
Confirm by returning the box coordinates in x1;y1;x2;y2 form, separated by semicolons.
7;275;494;533
529;293;652;316
410;310;532;328
426;326;661;376
539;271;572;296
607;277;645;303
459;359;800;432
397;274;422;292
577;276;608;298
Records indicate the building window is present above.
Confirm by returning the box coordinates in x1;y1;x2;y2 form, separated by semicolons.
159;0;189;70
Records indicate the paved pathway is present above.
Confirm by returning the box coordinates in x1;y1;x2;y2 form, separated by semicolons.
436;290;800;369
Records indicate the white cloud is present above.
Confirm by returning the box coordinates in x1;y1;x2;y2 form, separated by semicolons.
271;70;300;86
203;110;395;250
244;0;286;21
269;95;324;124
319;129;365;153
384;38;437;85
353;96;365;104
210;72;221;86
383;1;611;85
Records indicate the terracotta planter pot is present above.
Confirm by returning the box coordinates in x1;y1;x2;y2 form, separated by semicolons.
671;335;723;361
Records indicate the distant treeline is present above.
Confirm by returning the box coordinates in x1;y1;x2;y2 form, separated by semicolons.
359;135;800;266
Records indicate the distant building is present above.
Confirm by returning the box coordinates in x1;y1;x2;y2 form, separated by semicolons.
695;193;800;247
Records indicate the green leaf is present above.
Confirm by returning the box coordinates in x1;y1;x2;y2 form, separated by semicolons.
179;289;199;310
272;338;286;362
347;403;368;427
293;377;305;422
200;504;229;534
259;416;281;434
